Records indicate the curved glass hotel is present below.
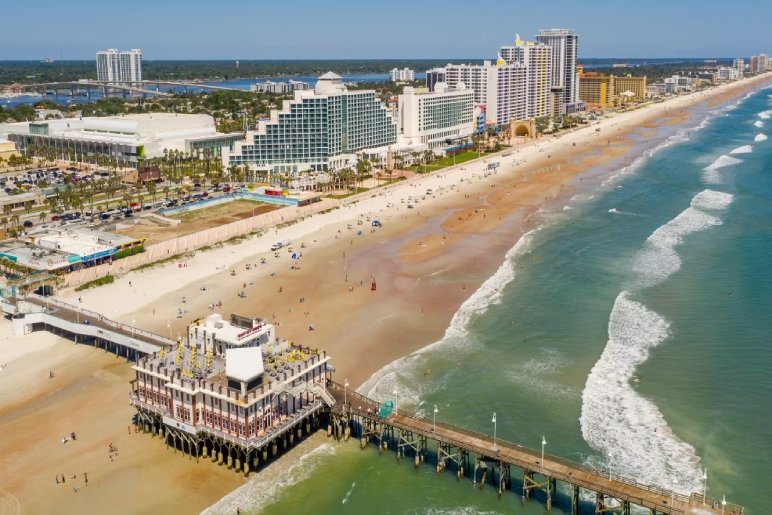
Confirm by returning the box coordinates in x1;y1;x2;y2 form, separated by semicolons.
224;72;397;174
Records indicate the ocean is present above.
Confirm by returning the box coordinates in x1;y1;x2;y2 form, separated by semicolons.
205;86;772;514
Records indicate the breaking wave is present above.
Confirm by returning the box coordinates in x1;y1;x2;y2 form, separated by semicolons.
755;133;768;142
729;145;753;154
754;120;764;128
201;438;337;515
358;228;542;404
702;155;742;184
581;189;733;494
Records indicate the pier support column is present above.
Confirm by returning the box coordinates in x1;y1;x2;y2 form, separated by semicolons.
227;455;233;470
234;458;241;472
571;484;580;515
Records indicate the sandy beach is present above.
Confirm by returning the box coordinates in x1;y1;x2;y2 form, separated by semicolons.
1;73;770;514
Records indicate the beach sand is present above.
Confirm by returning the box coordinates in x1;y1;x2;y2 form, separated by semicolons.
1;74;770;515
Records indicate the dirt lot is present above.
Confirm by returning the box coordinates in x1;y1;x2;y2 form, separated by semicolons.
116;200;279;245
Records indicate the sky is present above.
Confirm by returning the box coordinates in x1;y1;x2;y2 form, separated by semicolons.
1;0;770;60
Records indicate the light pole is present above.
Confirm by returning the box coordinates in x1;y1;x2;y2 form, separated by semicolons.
702;469;708;505
344;379;349;407
541;435;546;465
433;404;438;432
131;319;135;338
393;388;398;415
492;412;497;449
721;495;726;515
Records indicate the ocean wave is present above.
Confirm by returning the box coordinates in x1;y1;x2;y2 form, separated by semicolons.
729;144;753;154
358;227;542;402
754;120;764;128
632;197;727;286
691;190;735;211
201;440;337;515
756;133;768;142
601;113;714;188
759;110;771;119
580;292;702;494
702;155;742;184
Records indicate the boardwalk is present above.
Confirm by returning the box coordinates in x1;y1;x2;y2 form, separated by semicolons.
327;382;742;515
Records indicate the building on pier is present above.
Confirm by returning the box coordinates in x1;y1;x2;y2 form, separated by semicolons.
130;313;335;474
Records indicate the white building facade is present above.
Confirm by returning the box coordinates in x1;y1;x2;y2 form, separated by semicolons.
224;72;397;174
96;49;142;84
398;83;474;149
499;36;553;118
389;67;415;82
733;58;745;77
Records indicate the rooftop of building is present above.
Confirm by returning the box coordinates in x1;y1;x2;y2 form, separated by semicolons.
190;313;273;346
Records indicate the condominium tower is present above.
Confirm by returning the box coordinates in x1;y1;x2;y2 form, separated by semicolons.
96;49;143;84
535;29;579;111
499;35;553;119
224;72;397;173
389;67;416;82
398;83;474;149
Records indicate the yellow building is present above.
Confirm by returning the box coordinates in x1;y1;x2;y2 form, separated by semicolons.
0;139;17;164
579;72;614;108
613;74;647;101
579;71;647;108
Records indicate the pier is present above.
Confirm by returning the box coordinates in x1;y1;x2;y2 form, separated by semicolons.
0;295;746;514
326;382;743;515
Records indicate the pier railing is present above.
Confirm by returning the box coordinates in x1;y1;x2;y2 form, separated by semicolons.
330;382;742;515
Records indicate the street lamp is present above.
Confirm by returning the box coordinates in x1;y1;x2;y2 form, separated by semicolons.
344;379;349;407
492;412;497;449
393;388;398;415
702;469;708;505
541;435;546;465
433;404;438;432
721;495;726;515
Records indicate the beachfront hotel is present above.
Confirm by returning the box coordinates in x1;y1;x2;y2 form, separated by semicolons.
397;83;474;149
578;71;648;108
96;49;143;84
536;29;580;114
224;72;398;174
130;313;334;473
427;32;575;125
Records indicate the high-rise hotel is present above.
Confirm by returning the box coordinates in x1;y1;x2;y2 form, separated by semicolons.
96;49;143;84
426;34;556;125
535;29;579;113
224;72;397;173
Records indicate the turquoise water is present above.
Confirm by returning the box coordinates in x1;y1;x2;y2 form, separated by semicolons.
214;87;772;514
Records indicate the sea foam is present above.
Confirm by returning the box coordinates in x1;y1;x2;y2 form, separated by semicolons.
759;110;771;119
702;155;742;184
580;292;702;493
582;190;734;493
202;439;337;514
754;120;764;128
358;227;543;403
756;133;768;142
729;145;753;155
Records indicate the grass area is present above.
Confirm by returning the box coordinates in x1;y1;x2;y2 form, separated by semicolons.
326;187;370;199
75;274;114;291
168;199;275;223
406;150;493;173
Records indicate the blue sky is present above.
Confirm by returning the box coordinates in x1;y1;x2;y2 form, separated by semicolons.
1;0;769;60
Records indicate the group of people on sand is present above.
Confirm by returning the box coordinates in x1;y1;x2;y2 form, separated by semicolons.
55;471;87;491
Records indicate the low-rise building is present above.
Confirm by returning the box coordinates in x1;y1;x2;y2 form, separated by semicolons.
1;113;243;167
129;314;333;470
0;138;17;163
250;81;310;94
0;227;143;273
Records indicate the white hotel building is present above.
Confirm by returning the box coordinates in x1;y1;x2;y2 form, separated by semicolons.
96;48;143;84
225;72;397;174
389;67;416;82
398;83;474;149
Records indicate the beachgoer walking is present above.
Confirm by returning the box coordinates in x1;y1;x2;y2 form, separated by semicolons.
84;472;88;486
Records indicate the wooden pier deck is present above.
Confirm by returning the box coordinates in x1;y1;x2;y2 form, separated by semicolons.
327;382;742;515
2;294;174;356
